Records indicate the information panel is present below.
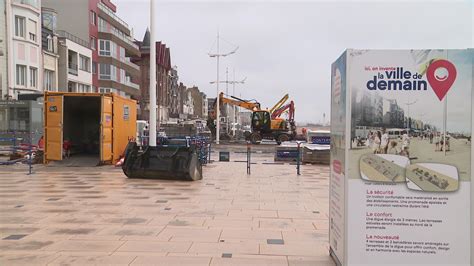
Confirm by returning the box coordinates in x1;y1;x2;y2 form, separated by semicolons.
330;49;472;266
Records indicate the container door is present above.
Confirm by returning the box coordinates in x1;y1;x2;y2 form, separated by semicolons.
45;95;63;161
100;96;113;162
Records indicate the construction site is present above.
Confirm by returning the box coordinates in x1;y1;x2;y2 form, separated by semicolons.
0;46;332;266
0;67;332;265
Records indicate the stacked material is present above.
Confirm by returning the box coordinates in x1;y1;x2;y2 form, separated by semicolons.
274;142;301;162
307;130;330;145
161;124;197;138
302;144;330;164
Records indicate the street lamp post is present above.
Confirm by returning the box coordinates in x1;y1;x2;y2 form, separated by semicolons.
149;0;157;147
225;68;229;134
208;33;238;144
210;75;246;137
232;69;236;136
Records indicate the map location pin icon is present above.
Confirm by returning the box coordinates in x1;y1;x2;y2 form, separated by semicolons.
426;59;457;101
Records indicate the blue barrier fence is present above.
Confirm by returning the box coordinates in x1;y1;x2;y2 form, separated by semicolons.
0;130;42;174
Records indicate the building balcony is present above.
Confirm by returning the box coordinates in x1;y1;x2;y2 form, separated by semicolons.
98;25;140;57
97;2;131;36
123;80;139;90
57;30;89;49
98;55;140;76
123;57;140;71
98;77;140;97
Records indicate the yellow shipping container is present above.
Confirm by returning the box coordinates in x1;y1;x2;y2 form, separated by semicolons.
44;92;137;165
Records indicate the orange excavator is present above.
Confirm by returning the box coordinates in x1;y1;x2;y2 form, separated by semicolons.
209;92;296;144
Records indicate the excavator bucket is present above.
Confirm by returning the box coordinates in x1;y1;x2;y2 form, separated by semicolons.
122;142;203;181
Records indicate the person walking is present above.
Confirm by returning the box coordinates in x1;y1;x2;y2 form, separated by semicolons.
380;128;389;154
402;130;410;151
387;141;399;155
373;131;381;154
435;132;440;151
367;131;373;149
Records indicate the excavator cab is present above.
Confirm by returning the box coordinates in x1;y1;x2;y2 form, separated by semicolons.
250;110;293;144
251;110;272;133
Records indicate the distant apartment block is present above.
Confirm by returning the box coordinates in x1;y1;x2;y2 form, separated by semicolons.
5;0;43;99
133;29;171;122
42;0;140;98
169;66;179;118
186;86;207;119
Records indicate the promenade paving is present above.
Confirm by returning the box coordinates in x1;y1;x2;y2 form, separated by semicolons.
0;151;334;265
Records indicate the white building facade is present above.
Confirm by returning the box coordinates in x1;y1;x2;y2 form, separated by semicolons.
57;31;92;93
6;0;42;99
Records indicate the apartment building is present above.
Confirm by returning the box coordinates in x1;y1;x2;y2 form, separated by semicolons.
169;66;179;118
42;0;140;98
133;29;171;122
5;0;43;99
186;86;207;119
57;31;92;93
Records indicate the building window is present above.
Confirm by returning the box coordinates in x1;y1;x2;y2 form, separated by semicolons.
79;55;90;72
16;65;26;86
28;19;37;42
47;35;53;52
77;83;90;93
99;39;116;57
14;16;25;38
98;17;106;30
29;67;37;88
120;69;124;82
92;62;97;74
99;63;110;79
119;46;125;61
90;36;96;50
99;39;110;56
90;11;97;25
99;87;113;93
99;63;116;80
44;70;54;91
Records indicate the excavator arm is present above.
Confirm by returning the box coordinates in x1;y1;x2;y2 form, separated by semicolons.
209;92;260;119
269;94;289;114
271;100;295;121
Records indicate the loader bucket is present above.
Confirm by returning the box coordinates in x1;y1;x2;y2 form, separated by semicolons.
122;142;203;181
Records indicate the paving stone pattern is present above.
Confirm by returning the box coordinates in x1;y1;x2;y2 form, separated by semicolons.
0;153;334;265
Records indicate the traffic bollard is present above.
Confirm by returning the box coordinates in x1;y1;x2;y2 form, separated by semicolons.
28;132;33;175
208;143;212;163
296;141;302;175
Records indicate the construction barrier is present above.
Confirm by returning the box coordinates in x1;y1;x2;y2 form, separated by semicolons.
0;130;42;174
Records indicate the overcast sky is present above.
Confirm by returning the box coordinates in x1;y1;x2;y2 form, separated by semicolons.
114;0;473;124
